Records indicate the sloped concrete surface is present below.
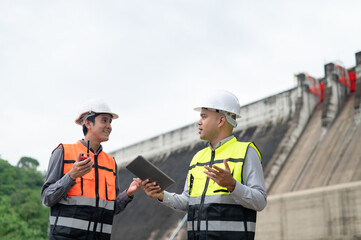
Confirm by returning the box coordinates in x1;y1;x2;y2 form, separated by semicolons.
269;95;361;195
257;68;361;239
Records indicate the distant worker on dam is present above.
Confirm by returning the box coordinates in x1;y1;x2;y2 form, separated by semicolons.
143;89;267;240
41;101;142;240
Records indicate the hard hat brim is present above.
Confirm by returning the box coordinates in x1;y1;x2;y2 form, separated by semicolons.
75;111;119;125
194;107;241;118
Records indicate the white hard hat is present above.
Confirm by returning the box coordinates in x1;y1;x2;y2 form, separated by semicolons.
194;90;241;127
75;101;119;125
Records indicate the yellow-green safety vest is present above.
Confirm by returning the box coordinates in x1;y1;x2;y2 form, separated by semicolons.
187;137;262;240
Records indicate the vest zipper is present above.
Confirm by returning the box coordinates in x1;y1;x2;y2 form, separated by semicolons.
93;154;100;236
105;181;108;200
189;174;194;196
81;177;84;195
196;149;215;239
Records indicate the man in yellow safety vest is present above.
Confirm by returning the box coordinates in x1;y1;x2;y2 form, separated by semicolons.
143;90;267;240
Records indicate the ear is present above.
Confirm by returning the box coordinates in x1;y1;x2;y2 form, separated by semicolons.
217;114;226;128
84;119;93;130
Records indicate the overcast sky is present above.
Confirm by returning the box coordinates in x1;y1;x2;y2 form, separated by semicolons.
1;0;360;171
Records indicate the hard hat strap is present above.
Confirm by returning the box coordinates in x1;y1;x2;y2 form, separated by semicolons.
220;110;237;128
205;108;237;128
80;112;96;125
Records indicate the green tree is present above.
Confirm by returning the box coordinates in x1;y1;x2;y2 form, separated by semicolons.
0;158;48;239
17;156;39;170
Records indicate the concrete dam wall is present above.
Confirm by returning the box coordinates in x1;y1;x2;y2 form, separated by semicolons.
110;51;361;240
111;86;306;240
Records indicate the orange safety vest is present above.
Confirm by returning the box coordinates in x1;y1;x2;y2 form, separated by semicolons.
49;140;117;240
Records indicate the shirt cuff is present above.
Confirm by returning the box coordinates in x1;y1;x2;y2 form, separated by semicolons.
65;173;76;185
160;191;175;205
117;190;134;203
229;180;246;198
162;191;169;202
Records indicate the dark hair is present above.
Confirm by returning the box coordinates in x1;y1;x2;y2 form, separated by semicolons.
82;113;114;136
82;113;100;136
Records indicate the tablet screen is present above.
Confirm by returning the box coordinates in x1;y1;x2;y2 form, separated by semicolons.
126;155;175;190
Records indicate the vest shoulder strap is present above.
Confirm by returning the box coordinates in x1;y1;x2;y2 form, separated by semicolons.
247;142;262;163
52;143;63;154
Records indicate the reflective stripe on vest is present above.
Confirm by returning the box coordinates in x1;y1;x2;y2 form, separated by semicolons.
58;196;114;211
50;216;113;234
187;137;261;240
49;141;117;240
187;220;256;232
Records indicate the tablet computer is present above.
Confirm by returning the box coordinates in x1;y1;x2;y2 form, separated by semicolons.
126;155;175;190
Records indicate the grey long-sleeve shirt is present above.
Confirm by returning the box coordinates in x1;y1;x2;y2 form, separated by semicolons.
161;137;267;212
41;140;132;214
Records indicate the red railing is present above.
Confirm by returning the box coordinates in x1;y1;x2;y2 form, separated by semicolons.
306;74;325;102
335;64;356;92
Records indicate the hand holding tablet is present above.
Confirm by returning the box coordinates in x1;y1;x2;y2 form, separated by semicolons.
126;156;175;190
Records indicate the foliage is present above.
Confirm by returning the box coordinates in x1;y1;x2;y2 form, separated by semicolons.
17;156;39;170
0;158;48;240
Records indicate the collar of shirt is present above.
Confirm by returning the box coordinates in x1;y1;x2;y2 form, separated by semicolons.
80;139;103;155
208;135;234;150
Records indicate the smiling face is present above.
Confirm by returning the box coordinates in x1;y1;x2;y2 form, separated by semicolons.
86;113;113;143
198;108;221;142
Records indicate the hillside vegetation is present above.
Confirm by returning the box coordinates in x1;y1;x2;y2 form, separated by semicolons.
0;157;49;240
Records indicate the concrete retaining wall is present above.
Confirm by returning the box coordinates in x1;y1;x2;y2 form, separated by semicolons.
322;63;350;128
354;51;361;124
112;124;199;167
256;181;361;240
264;74;320;189
111;87;301;168
237;88;298;129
